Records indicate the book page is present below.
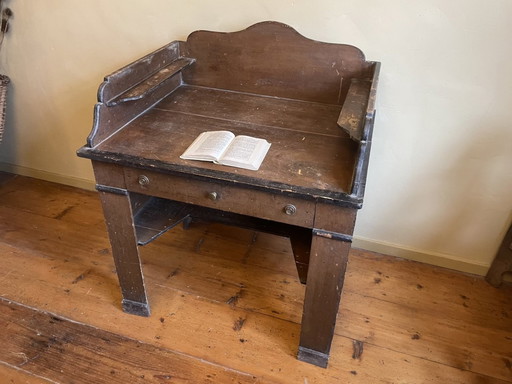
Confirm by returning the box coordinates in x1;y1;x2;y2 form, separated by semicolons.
180;131;235;161
218;135;271;170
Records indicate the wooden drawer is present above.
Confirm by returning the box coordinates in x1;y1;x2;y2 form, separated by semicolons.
124;168;315;227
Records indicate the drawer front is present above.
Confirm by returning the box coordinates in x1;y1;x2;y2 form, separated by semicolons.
124;169;314;227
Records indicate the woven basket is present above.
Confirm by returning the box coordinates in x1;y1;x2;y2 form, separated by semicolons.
0;74;10;142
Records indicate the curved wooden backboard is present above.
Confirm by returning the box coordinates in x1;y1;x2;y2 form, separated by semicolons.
181;21;372;105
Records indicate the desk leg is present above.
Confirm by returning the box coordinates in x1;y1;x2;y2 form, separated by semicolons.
297;235;351;368
98;190;150;317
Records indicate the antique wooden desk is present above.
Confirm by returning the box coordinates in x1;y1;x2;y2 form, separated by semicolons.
78;22;379;368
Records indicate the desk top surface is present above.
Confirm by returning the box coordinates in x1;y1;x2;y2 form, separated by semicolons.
93;85;359;202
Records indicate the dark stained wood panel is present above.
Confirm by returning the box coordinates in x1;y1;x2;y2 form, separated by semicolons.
108;57;196;106
337;79;373;141
181;21;373;104
155;85;344;137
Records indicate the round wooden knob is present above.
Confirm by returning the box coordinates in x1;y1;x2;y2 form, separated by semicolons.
284;204;297;215
138;175;150;186
208;192;218;201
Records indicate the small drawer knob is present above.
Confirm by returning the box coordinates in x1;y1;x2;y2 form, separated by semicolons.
138;175;150;186
283;204;297;215
208;192;219;201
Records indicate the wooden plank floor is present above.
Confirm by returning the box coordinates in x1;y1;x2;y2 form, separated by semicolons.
0;173;510;383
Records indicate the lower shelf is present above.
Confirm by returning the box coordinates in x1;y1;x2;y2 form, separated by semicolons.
133;197;191;246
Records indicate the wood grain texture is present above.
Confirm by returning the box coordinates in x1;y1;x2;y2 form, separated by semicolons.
86;41;185;147
299;237;352;367
97;41;182;104
155;85;345;137
97;189;150;315
0;175;511;383
94;95;359;200
123;167;317;227
0;298;260;384
0;362;53;384
181;21;372;104
337;79;372;141
109;57;195;106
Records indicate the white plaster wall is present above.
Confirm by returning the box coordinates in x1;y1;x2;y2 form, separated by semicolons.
0;0;510;273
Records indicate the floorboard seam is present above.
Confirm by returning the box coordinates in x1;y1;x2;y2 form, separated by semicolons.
0;360;59;384
0;296;260;381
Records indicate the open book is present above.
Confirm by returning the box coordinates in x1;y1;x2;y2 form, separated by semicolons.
180;131;271;171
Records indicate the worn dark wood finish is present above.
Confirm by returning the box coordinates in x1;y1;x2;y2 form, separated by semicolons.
181;22;373;104
88;42;185;147
91;100;360;204
108;57;195;106
156;85;345;136
123;167;316;227
297;203;357;367
298;237;352;367
314;202;358;235
97;188;150;316
337;79;373;142
77;21;380;367
486;224;512;287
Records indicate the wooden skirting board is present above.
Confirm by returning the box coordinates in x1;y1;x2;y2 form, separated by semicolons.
352;237;490;276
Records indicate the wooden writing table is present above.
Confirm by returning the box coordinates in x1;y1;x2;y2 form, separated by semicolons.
78;22;379;368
